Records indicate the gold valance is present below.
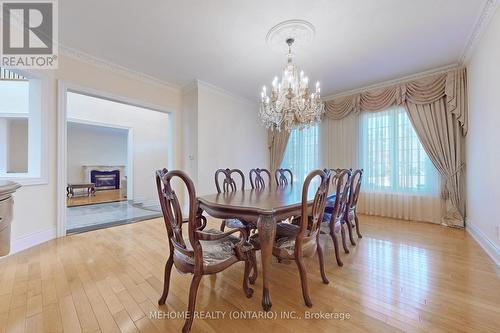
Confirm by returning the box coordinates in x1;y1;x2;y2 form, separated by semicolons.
324;68;468;134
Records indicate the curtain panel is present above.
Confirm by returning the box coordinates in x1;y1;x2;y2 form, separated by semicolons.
268;129;291;172
321;111;443;225
323;68;468;227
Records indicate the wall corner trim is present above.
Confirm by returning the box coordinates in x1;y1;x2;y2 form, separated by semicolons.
466;222;500;267
9;226;57;255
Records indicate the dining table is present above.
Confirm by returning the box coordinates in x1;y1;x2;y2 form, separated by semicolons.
198;184;336;311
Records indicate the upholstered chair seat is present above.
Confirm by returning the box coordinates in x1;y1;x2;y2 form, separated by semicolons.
178;228;254;266
249;222;326;260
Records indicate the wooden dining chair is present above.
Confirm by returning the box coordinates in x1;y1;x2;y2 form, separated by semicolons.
322;169;351;267
156;169;256;333
345;169;363;243
261;169;331;307
215;168;259;283
275;168;293;187
215;168;246;232
249;168;271;189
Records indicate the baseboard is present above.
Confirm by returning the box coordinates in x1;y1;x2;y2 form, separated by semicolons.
9;226;57;255
466;223;500;267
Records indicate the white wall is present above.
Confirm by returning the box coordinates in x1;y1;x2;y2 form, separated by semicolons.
196;81;268;195
67;92;170;204
67;122;128;183
466;5;500;264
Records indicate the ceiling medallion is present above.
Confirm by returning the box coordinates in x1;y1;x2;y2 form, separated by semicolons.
260;20;324;132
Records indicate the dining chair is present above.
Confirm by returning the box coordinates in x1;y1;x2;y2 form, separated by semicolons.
249;168;271;189
275;168;293;187
156;169;256;333
214;168;246;232
215;168;259;283
322;169;352;267
345;169;363;243
259;169;331;307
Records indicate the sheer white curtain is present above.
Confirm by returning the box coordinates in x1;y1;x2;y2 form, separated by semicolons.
322;106;443;224
281;125;320;183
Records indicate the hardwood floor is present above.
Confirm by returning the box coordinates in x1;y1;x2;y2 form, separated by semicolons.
1;215;499;332
67;189;127;207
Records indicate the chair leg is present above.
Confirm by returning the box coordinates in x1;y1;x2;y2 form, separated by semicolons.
220;220;226;232
243;258;254;298
346;216;356;246
354;214;362;238
329;230;343;267
158;254;174;305
340;223;350;254
295;256;312;308
249;249;258;285
317;242;329;284
182;274;202;333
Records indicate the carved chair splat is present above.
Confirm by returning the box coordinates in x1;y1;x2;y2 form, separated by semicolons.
249;168;271;190
275;168;293;188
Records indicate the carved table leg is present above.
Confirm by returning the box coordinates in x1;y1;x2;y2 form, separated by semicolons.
257;214;276;311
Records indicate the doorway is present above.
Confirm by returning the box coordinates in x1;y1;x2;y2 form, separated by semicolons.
58;84;173;235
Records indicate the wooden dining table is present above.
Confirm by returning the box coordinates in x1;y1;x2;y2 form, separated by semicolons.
198;184;335;311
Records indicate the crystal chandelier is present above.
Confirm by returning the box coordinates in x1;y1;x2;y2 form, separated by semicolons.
260;38;324;132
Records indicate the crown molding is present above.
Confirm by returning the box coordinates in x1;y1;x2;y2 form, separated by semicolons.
459;0;500;64
59;45;181;92
194;79;257;106
323;63;459;101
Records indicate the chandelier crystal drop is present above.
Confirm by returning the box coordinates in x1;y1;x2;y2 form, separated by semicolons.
259;38;324;132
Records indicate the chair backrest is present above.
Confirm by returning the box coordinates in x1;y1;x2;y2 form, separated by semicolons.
275;168;293;187
329;169;352;223
330;168;344;175
156;169;203;268
249;168;271;189
215;168;245;193
295;169;332;254
347;169;363;210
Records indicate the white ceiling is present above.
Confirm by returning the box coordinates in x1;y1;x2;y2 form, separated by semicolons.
59;0;486;100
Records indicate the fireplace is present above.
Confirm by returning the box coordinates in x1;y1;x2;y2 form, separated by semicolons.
91;170;120;190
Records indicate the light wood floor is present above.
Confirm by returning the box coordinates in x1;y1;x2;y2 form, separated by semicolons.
67;189;127;207
1;215;499;333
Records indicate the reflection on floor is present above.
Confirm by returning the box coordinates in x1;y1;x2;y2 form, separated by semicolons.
3;215;499;332
67;188;127;207
66;200;161;233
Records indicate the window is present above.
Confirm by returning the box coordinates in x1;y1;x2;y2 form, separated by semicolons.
281;124;320;183
0;68;42;181
360;106;439;194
